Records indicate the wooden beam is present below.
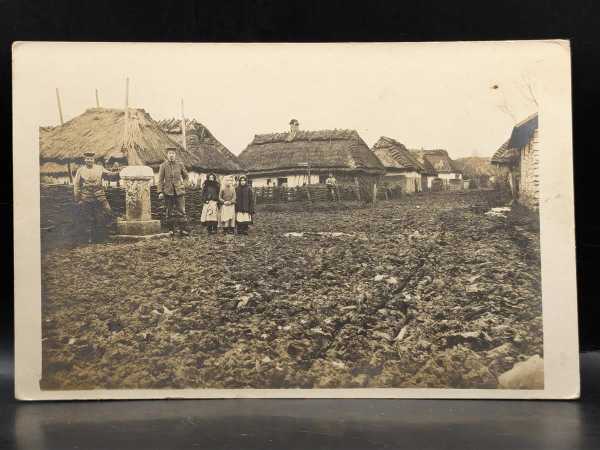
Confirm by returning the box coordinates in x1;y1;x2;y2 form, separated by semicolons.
181;98;187;151
55;88;64;125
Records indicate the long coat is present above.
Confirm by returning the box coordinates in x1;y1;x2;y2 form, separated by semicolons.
236;185;254;214
157;160;189;196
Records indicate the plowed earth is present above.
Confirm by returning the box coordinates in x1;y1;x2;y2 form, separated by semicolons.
41;190;542;390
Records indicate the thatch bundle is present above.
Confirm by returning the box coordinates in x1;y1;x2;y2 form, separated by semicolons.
239;129;384;175
372;137;425;172
158;118;243;173
40;107;183;171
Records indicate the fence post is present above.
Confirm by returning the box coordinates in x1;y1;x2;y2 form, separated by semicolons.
305;184;312;203
354;177;361;202
372;183;377;207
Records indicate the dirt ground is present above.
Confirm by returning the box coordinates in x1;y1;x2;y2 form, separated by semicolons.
41;190;543;390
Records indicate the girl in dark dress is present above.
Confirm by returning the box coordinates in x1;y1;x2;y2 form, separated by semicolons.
200;173;220;234
235;176;254;235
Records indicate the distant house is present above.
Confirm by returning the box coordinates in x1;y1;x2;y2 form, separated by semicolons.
410;149;462;190
371;137;424;193
238;119;385;188
454;157;500;189
158;118;244;186
491;113;539;210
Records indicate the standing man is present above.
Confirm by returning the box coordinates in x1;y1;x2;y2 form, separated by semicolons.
325;172;338;201
73;151;120;243
157;146;190;235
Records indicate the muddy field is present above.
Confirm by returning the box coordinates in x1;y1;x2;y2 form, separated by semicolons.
41;190;543;390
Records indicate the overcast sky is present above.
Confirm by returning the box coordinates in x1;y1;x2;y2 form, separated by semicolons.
16;42;545;159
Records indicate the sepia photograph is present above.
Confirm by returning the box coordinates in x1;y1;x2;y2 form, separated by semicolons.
12;41;578;398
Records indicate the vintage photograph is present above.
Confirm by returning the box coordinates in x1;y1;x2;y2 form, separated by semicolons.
15;42;571;395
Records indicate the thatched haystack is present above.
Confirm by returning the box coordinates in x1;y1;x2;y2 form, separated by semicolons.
39;107;185;181
238;120;384;187
40;107;180;165
158;118;243;174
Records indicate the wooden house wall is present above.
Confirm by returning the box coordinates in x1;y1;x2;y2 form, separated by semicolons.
518;129;540;210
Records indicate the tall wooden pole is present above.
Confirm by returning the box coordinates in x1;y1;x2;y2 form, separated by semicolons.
95;89;100;107
55;88;64;125
181;98;187;151
125;77;129;110
123;77;130;164
55;88;72;183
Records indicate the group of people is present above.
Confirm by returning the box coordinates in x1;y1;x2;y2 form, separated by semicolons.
73;146;255;243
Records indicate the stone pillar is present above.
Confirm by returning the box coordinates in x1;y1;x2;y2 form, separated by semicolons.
116;165;162;236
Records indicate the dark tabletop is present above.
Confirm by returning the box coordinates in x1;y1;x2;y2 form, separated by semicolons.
1;352;599;450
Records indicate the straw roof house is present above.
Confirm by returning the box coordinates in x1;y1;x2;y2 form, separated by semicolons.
491;113;539;209
39;107;184;181
158;118;243;174
372;137;425;172
238;120;384;187
372;137;426;193
412;149;461;174
408;148;462;190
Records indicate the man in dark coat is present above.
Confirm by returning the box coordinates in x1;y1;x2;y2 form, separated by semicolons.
74;151;120;243
157;146;190;235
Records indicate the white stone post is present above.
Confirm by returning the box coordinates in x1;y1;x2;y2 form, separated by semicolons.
116;165;162;236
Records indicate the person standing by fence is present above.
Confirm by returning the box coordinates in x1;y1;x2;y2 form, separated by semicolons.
219;176;236;234
157;146;190;236
73;151;120;243
201;173;221;235
325;173;338;201
235;176;254;235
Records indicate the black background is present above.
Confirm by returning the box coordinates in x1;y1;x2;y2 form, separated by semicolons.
1;1;599;448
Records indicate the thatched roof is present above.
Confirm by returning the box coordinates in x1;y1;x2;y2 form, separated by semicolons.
158;118;243;173
238;129;384;174
39;107;182;168
410;149;461;174
408;150;436;175
372;137;425;172
491;113;538;165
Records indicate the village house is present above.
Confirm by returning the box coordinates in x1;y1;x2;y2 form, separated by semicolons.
158;118;244;186
491;113;539;210
407;149;438;190
238;119;385;188
410;149;462;190
371;136;425;193
39;108;180;185
39;107;240;186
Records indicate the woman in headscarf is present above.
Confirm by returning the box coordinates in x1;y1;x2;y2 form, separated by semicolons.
235;176;254;235
219;176;236;234
200;173;220;234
